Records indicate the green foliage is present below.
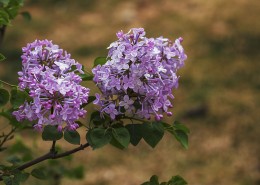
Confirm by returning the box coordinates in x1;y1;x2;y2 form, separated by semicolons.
125;124;143;146
0;88;9;106
42;125;63;141
31;168;47;180
93;57;107;67
81;96;95;108
79;73;93;81
148;175;160;185
167;175;188;185
87;95;96;104
142;122;164;148
0;0;25;26
8;139;33;161
86;120;188;150
110;125;130;149
64;130;80;145
86;127;111;149
162;121;189;149
141;175;187;185
14;172;30;183
64;165;84;179
6;155;21;165
0;109;22;128
174;130;188;149
0;53;6;61
3;175;21;185
2;170;30;185
0;9;9;25
10;88;29;109
47;157;85;180
90;111;107;126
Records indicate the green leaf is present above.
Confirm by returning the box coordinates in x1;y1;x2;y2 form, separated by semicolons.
0;88;9;106
65;165;84;179
9;139;32;161
18;172;29;182
125;124;143;146
10;88;28;109
141;175;160;185
13;171;30;183
79;73;93;81
31;168;47;180
2;176;13;185
42;125;63;141
81;96;96;108
86;127;111;149
141;182;151;185
142;122;164;148
90;111;106;126
109;136;125;150
161;122;173;132
168;175;187;185
0;53;6;61
0;0;10;6
93;57;107;67
173;121;190;134
162;121;189;149
160;183;167;185
64;130;80;145
6;6;20;19
88;96;96;104
111;126;130;149
20;11;31;21
0;109;21;128
174;130;188;149
0;10;10;25
9;140;30;153
172;121;189;149
0;165;6;170
7;0;23;7
6;155;21;165
150;175;160;185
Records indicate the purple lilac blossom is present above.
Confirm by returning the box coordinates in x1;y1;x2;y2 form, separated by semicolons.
13;40;89;131
92;28;187;120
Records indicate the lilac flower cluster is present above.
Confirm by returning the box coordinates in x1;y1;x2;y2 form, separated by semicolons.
13;40;89;131
92;28;187;121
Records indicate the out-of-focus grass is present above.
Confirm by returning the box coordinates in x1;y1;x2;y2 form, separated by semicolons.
0;0;259;184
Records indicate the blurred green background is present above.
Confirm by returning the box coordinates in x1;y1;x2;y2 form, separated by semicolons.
0;0;259;185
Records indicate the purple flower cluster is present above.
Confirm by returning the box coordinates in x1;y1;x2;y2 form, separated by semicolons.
92;28;187;121
13;40;89;131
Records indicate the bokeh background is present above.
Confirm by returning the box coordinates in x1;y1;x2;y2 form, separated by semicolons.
0;0;259;185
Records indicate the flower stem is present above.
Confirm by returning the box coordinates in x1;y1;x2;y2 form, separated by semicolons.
0;79;17;88
122;116;147;123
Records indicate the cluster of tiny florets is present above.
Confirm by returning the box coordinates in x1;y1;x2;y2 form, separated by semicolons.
92;28;187;120
13;40;89;131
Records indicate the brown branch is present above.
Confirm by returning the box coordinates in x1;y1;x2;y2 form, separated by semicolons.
0;127;16;148
15;142;90;171
0;141;90;180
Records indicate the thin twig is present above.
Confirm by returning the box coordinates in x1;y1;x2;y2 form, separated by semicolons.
0;79;17;88
0;127;16;148
50;140;56;153
15;142;90;171
122;116;147;123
